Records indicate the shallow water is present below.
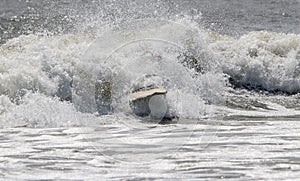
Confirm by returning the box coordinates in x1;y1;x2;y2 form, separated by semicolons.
1;0;300;180
1;117;300;180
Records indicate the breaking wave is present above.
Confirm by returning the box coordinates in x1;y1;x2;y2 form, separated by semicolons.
211;31;300;94
0;17;227;127
1;13;300;128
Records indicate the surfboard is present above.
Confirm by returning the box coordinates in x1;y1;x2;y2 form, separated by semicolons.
128;87;167;100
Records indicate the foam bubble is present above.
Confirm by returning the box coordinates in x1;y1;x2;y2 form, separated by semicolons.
0;93;77;128
211;31;300;94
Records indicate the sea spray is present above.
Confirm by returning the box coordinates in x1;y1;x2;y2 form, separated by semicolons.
0;17;228;127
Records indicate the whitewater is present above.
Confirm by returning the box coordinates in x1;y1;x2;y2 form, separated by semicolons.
1;0;300;180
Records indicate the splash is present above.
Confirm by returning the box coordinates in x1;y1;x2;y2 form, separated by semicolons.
2;9;300;128
71;18;227;118
0;16;228;128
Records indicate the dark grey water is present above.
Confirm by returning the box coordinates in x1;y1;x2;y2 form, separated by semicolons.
1;0;300;180
1;0;300;44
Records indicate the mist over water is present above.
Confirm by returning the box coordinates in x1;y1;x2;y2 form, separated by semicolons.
1;0;300;180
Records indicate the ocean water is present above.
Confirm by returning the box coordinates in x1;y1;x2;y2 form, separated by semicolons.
1;0;300;180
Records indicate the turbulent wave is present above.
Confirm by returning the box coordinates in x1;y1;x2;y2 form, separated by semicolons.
211;31;300;94
0;17;227;127
1;13;300;127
